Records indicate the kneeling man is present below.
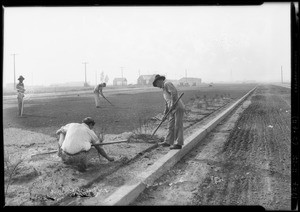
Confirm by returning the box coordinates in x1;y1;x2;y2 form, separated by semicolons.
56;117;114;171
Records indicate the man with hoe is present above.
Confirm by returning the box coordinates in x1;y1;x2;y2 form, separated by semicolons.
93;82;106;108
152;74;185;150
16;75;26;117
56;117;114;171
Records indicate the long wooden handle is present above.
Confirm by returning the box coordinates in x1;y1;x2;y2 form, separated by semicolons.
101;94;114;106
92;139;128;146
151;93;184;137
31;140;128;158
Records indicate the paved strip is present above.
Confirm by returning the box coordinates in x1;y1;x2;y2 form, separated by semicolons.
96;86;257;205
272;83;291;89
3;87;159;101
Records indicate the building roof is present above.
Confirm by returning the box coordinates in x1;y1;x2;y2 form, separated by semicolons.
179;77;201;81
113;78;127;81
138;75;155;80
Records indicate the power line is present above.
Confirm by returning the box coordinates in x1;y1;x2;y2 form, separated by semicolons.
120;66;125;86
95;70;97;85
83;62;88;87
281;66;283;83
185;69;187;83
11;53;18;89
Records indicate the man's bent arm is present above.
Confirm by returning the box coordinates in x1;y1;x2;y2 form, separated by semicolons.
165;82;178;108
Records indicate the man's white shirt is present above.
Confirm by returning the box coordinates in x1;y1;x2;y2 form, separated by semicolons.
60;123;100;154
93;84;104;93
162;81;185;110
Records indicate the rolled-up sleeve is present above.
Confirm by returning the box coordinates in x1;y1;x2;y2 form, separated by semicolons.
16;84;25;93
164;101;168;113
88;130;101;145
56;124;70;135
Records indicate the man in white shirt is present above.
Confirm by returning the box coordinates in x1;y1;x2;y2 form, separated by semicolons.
153;74;185;150
93;83;106;108
56;117;114;171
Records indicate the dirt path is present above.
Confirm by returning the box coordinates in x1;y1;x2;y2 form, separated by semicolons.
54;95;239;205
3;84;256;206
132;85;291;210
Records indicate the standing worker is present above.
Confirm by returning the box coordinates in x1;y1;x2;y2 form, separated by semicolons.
56;117;114;172
152;74;185;150
16;75;25;117
93;82;106;108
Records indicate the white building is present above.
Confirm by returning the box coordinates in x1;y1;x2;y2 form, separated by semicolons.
178;77;202;86
113;78;127;86
137;75;156;85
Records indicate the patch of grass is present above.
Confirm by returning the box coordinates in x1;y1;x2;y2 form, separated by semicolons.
134;117;155;135
4;152;25;198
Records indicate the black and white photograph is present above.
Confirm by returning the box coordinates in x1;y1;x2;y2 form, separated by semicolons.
2;2;298;209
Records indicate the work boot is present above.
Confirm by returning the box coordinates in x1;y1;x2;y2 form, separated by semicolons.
77;163;87;172
161;142;171;147
107;156;115;162
170;144;182;150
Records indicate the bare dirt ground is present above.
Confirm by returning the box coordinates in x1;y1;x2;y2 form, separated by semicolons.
132;85;291;210
3;84;256;206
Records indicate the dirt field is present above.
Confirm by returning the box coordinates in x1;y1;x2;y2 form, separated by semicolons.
133;85;291;210
3;84;256;205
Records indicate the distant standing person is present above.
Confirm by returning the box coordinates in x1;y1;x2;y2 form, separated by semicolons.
16;75;25;116
93;82;106;108
152;74;185;150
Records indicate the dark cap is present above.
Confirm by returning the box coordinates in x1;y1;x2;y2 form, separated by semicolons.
82;117;95;126
152;74;166;87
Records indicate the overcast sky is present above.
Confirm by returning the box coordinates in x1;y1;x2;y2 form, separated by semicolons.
3;3;291;86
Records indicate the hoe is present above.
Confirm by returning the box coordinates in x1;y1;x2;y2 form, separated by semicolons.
151;93;184;138
30;139;129;159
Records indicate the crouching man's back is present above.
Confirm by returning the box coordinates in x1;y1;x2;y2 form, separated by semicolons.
61;123;99;155
56;117;114;172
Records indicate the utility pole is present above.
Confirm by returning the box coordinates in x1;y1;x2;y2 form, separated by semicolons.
83;62;88;87
185;69;187;84
95;70;97;85
11;53;17;90
120;66;124;86
281;66;283;83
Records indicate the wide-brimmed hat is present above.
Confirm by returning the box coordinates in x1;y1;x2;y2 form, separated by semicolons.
152;74;166;87
18;75;25;80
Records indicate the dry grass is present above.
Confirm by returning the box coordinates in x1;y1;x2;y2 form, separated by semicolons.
4;152;26;198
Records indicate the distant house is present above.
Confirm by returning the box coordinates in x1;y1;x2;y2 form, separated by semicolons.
137;74;156;85
166;79;179;86
113;78;127;86
49;81;86;87
178;77;202;86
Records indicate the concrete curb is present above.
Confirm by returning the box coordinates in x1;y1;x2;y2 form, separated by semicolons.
89;86;257;205
272;83;291;89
